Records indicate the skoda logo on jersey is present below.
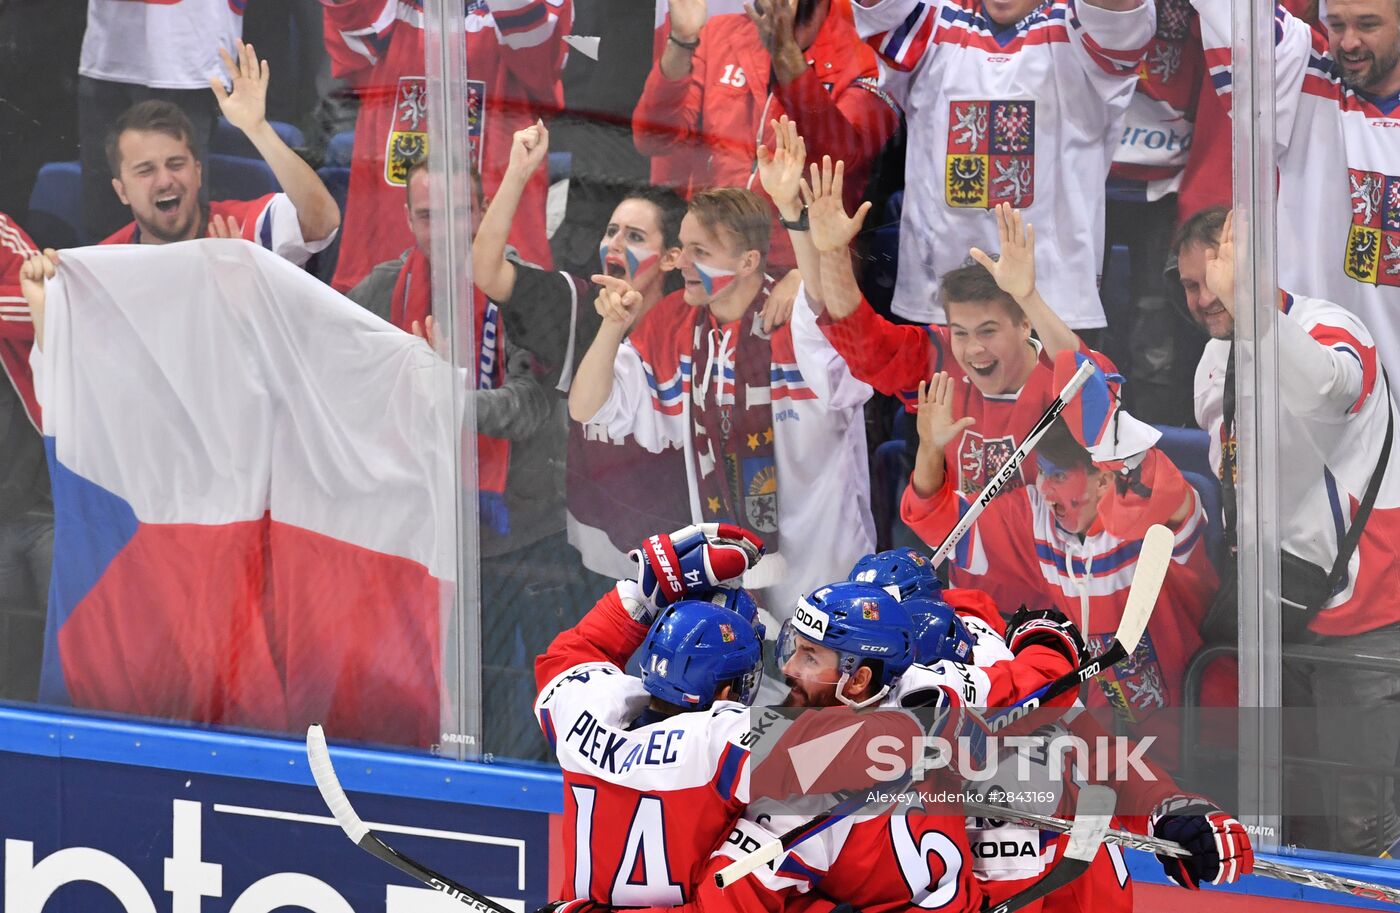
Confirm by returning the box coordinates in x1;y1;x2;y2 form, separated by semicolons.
793;599;829;639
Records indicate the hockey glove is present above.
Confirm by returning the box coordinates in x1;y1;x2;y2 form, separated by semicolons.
1150;796;1254;888
622;524;765;623
1004;606;1086;669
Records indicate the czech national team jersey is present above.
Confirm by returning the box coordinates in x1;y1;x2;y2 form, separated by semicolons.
322;0;567;291
818;297;1115;497
852;0;1154;328
1193;0;1400;380
100;195;333;268
535;590;752;905
1195;293;1400;637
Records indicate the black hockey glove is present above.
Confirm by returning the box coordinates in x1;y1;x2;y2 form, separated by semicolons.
1150;795;1254;888
1004;606;1086;669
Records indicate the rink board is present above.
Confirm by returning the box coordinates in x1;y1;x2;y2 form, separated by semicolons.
1;705;1398;912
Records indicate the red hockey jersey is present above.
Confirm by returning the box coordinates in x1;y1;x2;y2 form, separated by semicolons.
534;589;752;905
0;213;40;430
323;0;567;291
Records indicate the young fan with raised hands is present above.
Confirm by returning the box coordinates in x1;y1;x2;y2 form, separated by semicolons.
802;161;1112;500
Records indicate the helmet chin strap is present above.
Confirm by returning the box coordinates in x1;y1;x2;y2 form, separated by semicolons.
834;672;892;709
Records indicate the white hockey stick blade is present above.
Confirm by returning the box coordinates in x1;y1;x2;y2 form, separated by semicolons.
714;837;785;888
1115;524;1173;655
1063;786;1116;863
306;723;370;844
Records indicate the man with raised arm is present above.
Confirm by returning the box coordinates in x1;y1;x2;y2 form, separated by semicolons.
101;42;340;265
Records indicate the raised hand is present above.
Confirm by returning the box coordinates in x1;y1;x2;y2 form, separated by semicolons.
915;372;976;453
19;249;60;316
668;0;709;42
969;203;1036;302
210;40;269;134
804;156;872;253
744;0;797;55
630;523;766;613
591;273;646;331
506;120;550;179
756;116;807;217
1203;209;1236;316
207;213;243;239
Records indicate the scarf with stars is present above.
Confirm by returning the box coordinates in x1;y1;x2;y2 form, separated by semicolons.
690;282;780;549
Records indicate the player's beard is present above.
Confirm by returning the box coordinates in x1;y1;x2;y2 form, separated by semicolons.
1338;41;1400;92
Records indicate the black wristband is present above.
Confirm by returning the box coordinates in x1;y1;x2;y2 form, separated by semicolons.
778;205;809;232
668;32;700;51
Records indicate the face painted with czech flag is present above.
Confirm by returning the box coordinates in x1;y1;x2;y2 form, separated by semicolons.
677;212;748;308
598;198;668;293
1035;452;1102;534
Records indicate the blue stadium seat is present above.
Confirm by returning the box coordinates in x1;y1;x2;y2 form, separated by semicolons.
26;161;85;247
865;190;903;315
1152;423;1213;479
325;131;356;168
547;151;572;185
307;166;351;284
871;407;916;550
1181;469;1225;570
212;118;305;158
1101;242;1131;319
208;153;282;201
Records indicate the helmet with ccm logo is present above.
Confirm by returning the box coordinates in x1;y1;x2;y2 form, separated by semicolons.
640;599;764;709
777;581;916;708
849;548;944;602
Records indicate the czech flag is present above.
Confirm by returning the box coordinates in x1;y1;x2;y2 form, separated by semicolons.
35;241;459;747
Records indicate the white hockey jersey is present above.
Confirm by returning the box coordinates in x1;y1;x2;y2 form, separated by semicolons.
853;0;1155;328
1195;292;1400;637
1193;0;1400;380
80;0;244;91
583;288;875;619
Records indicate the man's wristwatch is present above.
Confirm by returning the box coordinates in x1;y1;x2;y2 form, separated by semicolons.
778;206;809;232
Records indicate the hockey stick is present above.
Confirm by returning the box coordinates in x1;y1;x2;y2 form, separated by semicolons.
983;786;1116;913
305;725;514;913
929;357;1096;566
965;799;1400;905
713;525;1172;889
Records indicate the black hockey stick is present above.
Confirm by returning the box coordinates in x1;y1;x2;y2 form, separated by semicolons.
983;786;1115;913
929;357;1096;565
966;799;1400;905
305;725;514;913
713;524;1171;889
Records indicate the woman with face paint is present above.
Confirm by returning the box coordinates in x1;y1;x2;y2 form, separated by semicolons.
901;357;1219;768
470;121;699;595
567;123;877;622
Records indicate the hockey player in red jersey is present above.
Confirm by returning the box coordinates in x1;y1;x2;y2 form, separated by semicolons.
534;523;768;906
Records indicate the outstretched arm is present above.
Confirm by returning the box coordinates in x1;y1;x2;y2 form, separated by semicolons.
910;372;975;499
568;275;643;423
473;122;549;303
212;41;340;243
969;204;1082;359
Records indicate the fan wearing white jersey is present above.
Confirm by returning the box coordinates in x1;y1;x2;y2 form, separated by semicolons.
850;0;1154;329
1175;208;1400;855
1190;0;1400;380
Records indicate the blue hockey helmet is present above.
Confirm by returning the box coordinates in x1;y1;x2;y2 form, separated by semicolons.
904;595;976;666
848;548;944;602
640;600;764;709
777;581;916;708
701;586;767;641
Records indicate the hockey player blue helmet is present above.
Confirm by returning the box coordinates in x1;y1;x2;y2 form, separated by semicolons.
777;581;916;708
848;548;944;602
701;586;766;640
640;599;764;709
904;596;976;665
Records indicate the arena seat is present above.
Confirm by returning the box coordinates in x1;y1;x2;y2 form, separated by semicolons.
212;118;306;159
1152;423;1214;479
26;161;85;247
325;131;356;168
207;153;282;201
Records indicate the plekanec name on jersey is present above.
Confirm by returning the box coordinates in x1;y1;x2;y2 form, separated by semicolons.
566;709;687;774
